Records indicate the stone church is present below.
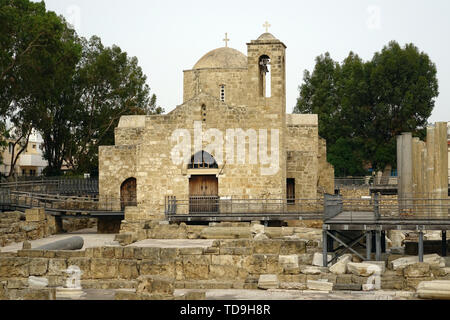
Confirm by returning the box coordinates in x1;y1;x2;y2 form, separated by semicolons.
99;31;334;221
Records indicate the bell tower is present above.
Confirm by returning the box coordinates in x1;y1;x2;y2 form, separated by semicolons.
246;29;286;117
245;26;287;198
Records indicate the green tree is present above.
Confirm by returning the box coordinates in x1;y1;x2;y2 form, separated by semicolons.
66;36;163;175
294;41;439;176
0;0;81;176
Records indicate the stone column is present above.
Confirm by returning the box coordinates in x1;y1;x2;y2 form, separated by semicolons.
434;122;448;218
397;133;413;214
412;138;426;215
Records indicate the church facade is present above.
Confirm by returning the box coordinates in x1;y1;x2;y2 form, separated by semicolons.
98;31;334;221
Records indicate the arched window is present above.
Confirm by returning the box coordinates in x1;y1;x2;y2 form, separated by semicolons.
259;55;271;98
188;151;218;169
220;85;225;102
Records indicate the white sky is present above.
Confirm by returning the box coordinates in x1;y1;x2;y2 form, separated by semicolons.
35;0;449;123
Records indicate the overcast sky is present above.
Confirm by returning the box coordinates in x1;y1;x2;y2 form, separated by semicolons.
35;0;449;123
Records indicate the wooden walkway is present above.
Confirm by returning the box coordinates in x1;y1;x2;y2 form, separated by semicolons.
0;191;123;218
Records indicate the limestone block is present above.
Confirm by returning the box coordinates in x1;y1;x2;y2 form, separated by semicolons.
280;282;307;290
115;233;134;246
258;274;279;290
200;227;252;239
118;260;139;280
139;260;161;276
253;240;281;254
28;276;48;288
209;265;238;280
298;253;314;265
28;258;48;276
403;263;431;278
250;224;265;234
265;254;282;274
48;259;67;276
0;281;6;300
417;280;450;300
306;280;333;291
67;258;91;279
280;240;307;255
0;257;29;278
365;261;386;274
254;233;269;241
102;247;115;259
90;258;118;279
141;247;160;261
347;262;382;277
25;208;45;222
279;255;299;269
293;228;322;241
406;276;434;290
312;253;333;267
159;248;178;264
391;254;446;270
264;228;282;239
115;290;141;300
329;254;352;275
122;247;136;259
336;274;353;285
7;278;28;289
179;247;203;255
137;276;174;295
300;266;323;275
182;256;210;280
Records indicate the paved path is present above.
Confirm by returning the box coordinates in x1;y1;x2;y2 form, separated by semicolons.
177;289;418;300
55;288;418;300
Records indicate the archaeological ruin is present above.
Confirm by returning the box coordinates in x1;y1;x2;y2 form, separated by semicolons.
0;31;449;301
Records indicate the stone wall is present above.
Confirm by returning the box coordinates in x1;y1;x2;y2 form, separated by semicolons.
0;210;57;247
318;138;335;194
0;210;98;248
183;69;247;105
1;241;449;300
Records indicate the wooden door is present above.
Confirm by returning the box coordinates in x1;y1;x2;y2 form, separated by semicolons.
189;175;218;213
121;178;137;210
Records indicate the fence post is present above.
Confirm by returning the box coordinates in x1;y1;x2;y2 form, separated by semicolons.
418;229;424;263
322;227;328;267
366;231;372;260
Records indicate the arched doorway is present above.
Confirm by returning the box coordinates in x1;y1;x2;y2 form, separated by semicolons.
120;178;137;210
188;151;219;213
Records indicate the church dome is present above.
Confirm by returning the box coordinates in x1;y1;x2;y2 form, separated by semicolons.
193;47;247;69
257;33;277;41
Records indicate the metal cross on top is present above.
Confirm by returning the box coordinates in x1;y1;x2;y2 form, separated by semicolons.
223;33;230;47
263;21;271;33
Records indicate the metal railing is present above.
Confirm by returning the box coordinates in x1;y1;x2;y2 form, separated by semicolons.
0;178;99;196
165;196;324;218
324;194;450;223
0;190;123;213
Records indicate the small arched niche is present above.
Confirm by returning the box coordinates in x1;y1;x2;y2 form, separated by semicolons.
120;177;137;210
